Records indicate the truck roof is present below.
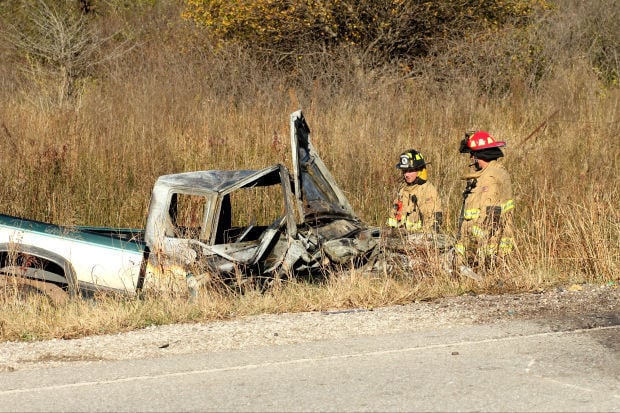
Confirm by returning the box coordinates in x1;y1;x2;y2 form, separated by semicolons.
154;165;284;194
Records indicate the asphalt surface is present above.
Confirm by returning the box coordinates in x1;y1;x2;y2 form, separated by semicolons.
0;319;618;412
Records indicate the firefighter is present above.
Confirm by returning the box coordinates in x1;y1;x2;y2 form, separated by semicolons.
456;131;514;273
387;149;443;234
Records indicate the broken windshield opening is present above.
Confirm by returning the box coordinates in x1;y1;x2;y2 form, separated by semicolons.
215;180;287;244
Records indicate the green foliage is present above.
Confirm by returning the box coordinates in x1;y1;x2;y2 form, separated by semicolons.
182;0;552;64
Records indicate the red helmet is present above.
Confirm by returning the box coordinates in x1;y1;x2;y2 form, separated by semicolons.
460;131;506;153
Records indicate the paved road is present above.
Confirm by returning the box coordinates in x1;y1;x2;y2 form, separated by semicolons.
0;320;618;412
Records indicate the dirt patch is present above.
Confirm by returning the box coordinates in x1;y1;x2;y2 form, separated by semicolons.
449;283;619;328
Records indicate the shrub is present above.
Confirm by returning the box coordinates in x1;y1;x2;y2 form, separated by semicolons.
182;0;552;66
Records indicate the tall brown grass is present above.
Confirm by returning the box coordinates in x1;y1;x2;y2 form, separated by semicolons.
0;0;617;342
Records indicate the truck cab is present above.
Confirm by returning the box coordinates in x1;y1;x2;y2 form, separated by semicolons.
141;110;380;291
142;164;299;290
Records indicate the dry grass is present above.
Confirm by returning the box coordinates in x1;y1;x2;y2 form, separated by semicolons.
0;1;618;342
0;269;493;342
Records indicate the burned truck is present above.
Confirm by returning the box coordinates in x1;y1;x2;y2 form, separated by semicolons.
145;110;382;290
0;111;383;300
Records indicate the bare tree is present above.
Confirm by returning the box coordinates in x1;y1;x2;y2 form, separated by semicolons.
3;0;134;108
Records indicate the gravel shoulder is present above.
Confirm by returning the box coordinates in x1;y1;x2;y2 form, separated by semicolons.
0;283;617;372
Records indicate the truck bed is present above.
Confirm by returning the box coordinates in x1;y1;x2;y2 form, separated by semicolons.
0;214;148;293
0;214;146;249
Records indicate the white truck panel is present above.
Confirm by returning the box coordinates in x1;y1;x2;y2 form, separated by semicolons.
0;224;144;292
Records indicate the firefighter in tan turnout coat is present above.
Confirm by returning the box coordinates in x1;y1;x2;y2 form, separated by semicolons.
388;149;443;234
456;131;514;272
